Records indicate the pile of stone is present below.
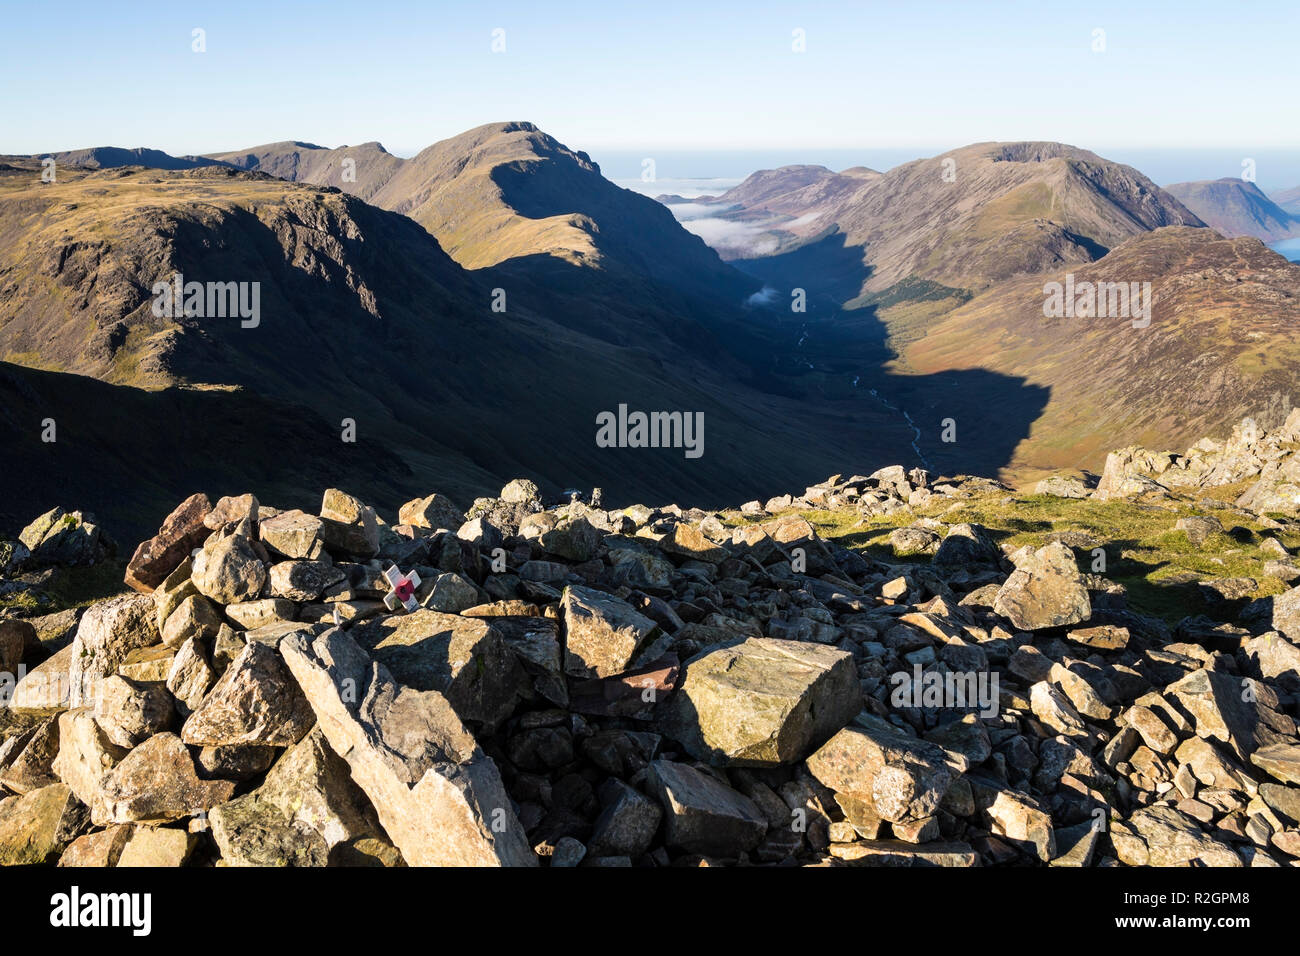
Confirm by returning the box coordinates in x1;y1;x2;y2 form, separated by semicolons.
1034;411;1300;513
1;472;1298;868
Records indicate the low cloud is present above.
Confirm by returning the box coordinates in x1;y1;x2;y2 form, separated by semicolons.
679;217;780;257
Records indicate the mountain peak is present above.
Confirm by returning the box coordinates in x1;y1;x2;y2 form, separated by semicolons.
1165;177;1300;241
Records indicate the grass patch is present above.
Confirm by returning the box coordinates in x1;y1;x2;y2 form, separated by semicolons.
744;491;1296;625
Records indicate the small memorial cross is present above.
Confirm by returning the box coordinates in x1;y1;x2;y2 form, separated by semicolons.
382;564;422;613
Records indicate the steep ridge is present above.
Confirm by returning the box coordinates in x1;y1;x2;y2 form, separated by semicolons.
207;123;760;346
1165;178;1300;241
208;140;405;204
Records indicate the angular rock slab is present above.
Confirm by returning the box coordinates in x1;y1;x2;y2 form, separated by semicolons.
828;840;978;867
96;733;236;826
280;628;537;867
52;709;128;817
0;783;88;865
181;641;315;747
124;492;212;593
349;610;523;733
1252;743;1300;785
645;760;767;856
806;719;957;823
561;585;661;679
7;643;75;713
661;637;860;766
993;541;1091;631
210;728;384;866
193;527;268;605
68;594;159;708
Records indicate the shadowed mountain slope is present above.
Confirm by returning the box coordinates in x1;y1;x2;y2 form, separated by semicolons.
899;227;1300;481
0;160;996;538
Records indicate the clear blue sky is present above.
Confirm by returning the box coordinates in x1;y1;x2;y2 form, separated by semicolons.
1;0;1295;157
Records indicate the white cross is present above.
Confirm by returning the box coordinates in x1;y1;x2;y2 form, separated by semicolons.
382;565;422;613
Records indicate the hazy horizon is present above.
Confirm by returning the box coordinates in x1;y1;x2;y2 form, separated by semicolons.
3;0;1297;157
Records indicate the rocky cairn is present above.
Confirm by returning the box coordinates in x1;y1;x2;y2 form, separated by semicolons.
0;461;1298;868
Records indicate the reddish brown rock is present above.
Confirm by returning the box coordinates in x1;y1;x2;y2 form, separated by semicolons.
124;493;212;593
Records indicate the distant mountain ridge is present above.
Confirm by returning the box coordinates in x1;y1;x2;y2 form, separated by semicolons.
1270;186;1300;216
698;141;1204;305
18;146;231;171
1165;178;1300;241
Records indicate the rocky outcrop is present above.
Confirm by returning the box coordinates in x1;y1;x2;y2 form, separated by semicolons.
1;456;1299;869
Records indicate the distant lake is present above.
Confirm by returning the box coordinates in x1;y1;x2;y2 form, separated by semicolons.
1269;238;1300;262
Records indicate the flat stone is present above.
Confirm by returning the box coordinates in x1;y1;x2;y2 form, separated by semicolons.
258;509;325;559
268;560;344;603
193;526;268;605
93;675;174;748
0;783;88;865
196;744;279;781
659;524;728;564
0;715;60;792
58;825;133;867
1113;805;1241;867
7;643;75;712
1252;743;1300;785
153;559;198;632
1260;783;1300;824
117;644;176;683
161;594;223;648
828;840;978;866
993;541;1091;631
51;709;128;818
68;594;160;708
210;727;382;866
116;826;195;866
167;637;216;714
1050;820;1101;867
349;610;523;732
204;493;260;531
421;573;481;614
1168;667;1288;762
399;494;464;532
225;598;296;630
1030;681;1090;737
318;489;380;557
970;779;1055;862
562;585;661;679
